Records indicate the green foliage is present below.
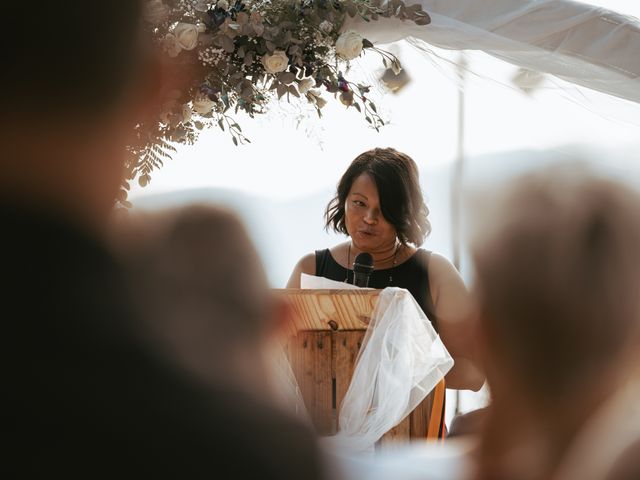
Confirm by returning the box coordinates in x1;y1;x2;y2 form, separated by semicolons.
121;0;431;202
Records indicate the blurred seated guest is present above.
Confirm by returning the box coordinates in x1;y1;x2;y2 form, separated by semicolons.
115;204;322;476
288;148;484;403
469;165;640;480
115;205;306;411
1;1;323;477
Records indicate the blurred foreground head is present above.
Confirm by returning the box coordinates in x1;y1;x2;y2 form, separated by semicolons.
472;166;640;405
1;1;156;228
470;165;640;478
116;205;290;396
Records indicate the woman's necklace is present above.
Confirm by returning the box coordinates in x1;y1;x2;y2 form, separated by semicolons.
344;241;400;285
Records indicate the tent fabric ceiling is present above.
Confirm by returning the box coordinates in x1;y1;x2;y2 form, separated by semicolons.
345;0;640;104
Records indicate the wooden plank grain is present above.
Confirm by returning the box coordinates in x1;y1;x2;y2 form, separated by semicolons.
276;289;380;331
334;330;365;414
410;392;434;439
290;331;334;435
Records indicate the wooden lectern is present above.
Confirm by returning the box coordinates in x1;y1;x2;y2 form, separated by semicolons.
277;289;446;445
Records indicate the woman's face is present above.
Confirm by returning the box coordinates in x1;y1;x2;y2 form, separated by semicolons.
344;173;397;252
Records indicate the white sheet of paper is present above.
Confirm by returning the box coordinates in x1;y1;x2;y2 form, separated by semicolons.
300;273;362;290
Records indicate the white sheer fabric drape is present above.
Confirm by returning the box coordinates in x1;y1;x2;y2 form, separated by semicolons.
299;276;453;453
329;287;453;453
344;0;640;104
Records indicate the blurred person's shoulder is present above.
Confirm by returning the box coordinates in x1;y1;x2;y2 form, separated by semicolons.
203;383;325;480
0;205;324;479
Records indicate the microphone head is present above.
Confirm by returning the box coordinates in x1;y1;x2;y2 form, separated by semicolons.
353;252;374;274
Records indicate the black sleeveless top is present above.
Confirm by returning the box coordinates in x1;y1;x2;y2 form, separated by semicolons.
315;248;438;331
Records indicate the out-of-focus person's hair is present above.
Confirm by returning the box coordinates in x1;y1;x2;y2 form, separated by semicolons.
4;1;146;118
471;166;640;405
470;164;640;479
114;204;278;390
325;147;431;246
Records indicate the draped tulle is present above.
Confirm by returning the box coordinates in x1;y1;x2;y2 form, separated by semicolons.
329;287;453;452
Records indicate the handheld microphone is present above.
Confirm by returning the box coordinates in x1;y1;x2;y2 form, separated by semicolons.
353;252;374;288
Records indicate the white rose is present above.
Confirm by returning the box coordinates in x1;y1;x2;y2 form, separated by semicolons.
319;20;333;34
335;30;364;60
262;50;289;74
217;0;229;10
298;77;315;94
144;0;170;25
193;94;215;115
162;33;182;57
174;23;200;51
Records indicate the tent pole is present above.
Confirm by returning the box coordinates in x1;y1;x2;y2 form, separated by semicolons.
451;52;467;417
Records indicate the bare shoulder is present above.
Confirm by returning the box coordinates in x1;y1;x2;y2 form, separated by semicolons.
296;253;316;275
286;252;316;288
428;252;461;279
427;252;469;304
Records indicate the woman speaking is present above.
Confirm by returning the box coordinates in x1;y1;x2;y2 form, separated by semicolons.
287;147;484;393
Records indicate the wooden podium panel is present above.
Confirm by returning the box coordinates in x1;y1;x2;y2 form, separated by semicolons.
277;289;442;444
288;331;334;434
280;289;380;333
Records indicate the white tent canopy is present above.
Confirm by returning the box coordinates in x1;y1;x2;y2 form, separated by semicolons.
346;0;640;104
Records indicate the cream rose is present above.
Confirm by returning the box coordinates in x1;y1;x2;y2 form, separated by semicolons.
335;30;364;61
217;0;230;10
144;0;170;25
162;33;182;57
193;94;215;115
262;50;289;74
174;23;200;51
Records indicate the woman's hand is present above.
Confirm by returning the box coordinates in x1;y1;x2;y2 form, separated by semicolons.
429;253;485;391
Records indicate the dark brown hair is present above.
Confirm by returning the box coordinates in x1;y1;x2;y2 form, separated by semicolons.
325;148;431;246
